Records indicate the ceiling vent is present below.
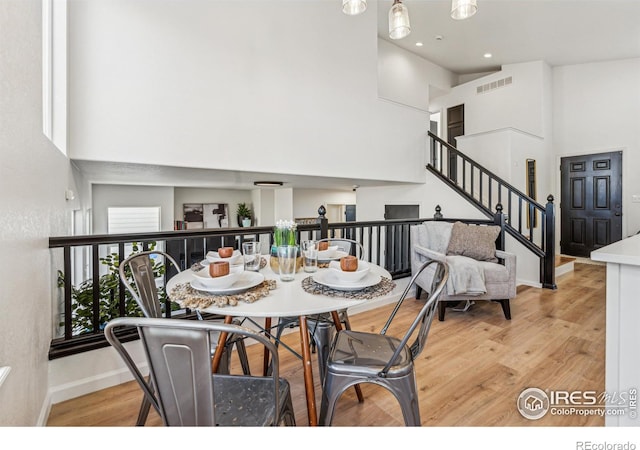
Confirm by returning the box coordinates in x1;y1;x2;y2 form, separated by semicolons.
476;76;512;94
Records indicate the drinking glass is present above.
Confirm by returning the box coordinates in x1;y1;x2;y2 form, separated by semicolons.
277;245;298;282
302;240;318;273
242;241;261;272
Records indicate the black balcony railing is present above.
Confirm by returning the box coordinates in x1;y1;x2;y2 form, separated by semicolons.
48;206;508;360
48;214;422;359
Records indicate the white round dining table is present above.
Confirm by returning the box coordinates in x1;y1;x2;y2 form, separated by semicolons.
166;257;393;426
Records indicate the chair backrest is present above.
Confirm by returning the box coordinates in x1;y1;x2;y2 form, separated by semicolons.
119;250;181;318
378;260;449;376
316;237;365;260
104;316;283;426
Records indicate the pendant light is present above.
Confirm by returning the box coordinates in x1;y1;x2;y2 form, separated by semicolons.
342;0;367;16
451;0;478;20
389;0;410;40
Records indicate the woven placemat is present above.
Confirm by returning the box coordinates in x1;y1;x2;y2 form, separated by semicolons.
301;276;396;299
170;279;276;310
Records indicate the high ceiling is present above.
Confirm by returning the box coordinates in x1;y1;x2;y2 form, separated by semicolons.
377;0;640;75
80;0;640;192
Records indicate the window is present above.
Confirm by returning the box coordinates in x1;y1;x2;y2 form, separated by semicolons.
107;207;161;234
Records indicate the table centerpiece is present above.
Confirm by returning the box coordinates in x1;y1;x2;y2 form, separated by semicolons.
270;219;303;273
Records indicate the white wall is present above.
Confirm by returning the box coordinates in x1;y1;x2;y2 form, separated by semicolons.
293;189;356;220
92;184;175;233
455;128;548;200
431;61;548;139
67;1;428;186
377;38;456;112
0;0;75;425
553;58;640;238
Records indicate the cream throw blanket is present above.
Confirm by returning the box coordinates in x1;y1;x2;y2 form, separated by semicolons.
444;255;486;296
421;222;487;296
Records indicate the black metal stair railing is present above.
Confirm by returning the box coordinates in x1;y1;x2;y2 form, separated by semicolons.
428;131;556;290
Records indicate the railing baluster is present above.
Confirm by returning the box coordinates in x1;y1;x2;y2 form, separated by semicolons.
63;246;72;340
118;242;126;318
518;197;523;233
92;244;100;334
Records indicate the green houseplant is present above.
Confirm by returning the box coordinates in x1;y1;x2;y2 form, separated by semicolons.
237;202;252;227
56;242;175;336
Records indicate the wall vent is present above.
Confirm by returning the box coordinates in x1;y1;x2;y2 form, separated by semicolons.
476;76;512;94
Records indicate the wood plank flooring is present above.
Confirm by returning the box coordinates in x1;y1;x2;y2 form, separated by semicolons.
47;263;606;427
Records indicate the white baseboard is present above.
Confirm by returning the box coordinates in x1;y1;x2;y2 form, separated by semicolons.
517;278;542;289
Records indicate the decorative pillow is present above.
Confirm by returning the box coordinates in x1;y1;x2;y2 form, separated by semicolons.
446;221;500;263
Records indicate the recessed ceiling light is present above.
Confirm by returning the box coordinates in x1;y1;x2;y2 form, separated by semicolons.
253;181;283;187
415;42;423;47
483;53;493;58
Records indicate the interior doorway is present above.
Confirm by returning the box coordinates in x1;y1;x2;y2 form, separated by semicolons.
560;151;622;257
446;104;464;182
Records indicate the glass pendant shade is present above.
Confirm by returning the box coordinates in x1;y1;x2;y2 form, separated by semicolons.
451;0;478;20
389;0;410;40
342;0;367;16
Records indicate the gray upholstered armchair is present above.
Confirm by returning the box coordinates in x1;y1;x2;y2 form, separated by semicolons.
410;221;517;321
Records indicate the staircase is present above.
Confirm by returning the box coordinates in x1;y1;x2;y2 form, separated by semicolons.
427;131;557;289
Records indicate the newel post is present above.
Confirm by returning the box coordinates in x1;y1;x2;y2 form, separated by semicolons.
434;205;443;220
317;205;328;239
493;203;506;251
543;195;557;289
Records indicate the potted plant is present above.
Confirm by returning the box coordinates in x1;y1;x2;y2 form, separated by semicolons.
236;203;252;227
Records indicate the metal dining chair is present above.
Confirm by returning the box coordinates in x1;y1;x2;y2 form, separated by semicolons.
319;259;449;426
118;249;250;425
105;317;296;426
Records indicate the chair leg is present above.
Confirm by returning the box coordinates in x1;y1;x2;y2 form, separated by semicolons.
319;372;351;426
233;337;252;375
415;285;422;300
136;375;156;426
309;322;335;386
391;374;421;426
136;395;152;426
499;299;511;320
438;301;446;321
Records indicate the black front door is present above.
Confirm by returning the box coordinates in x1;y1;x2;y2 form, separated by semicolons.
560;151;622;257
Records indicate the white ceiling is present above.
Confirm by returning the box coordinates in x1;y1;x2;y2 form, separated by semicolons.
80;0;640;192
377;0;640;75
73;160;410;191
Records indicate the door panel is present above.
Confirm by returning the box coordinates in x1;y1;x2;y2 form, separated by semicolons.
560;152;622;257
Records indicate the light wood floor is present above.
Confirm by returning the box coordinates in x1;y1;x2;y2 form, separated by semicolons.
47;263;606;427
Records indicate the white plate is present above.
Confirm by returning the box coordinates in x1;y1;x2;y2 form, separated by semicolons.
318;250;349;262
312;270;381;291
205;250;243;265
328;260;370;282
190;271;265;295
